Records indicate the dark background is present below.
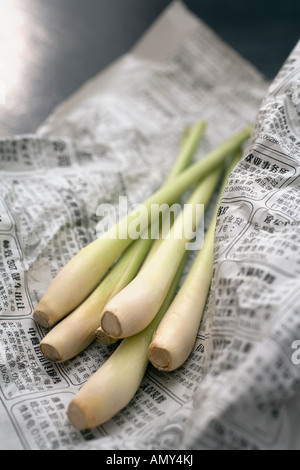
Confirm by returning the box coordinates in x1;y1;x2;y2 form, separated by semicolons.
0;0;299;137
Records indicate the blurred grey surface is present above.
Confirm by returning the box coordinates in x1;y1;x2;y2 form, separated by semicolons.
0;0;299;137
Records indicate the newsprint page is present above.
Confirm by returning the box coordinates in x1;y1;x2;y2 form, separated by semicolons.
1;0;300;453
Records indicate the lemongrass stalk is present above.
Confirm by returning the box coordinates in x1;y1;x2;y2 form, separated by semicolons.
34;124;251;328
67;255;186;430
164;126;195;184
33;121;206;328
147;150;242;371
39;124;200;359
93;131;193;344
100;164;223;339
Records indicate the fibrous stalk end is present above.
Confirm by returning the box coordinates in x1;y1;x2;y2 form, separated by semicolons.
40;342;61;363
95;327;118;345
101;311;122;338
148;345;172;371
67;402;89;431
33;309;51;329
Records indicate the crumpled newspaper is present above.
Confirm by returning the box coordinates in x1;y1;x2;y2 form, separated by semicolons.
0;0;299;450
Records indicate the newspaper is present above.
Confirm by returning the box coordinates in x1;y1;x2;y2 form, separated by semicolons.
0;0;299;450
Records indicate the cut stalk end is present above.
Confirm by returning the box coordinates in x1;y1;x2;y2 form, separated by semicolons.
95;327;119;345
67;402;89;431
148;345;172;371
40;342;61;363
33;309;51;329
101;311;121;338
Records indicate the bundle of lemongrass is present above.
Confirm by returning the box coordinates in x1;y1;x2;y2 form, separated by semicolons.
34;121;252;430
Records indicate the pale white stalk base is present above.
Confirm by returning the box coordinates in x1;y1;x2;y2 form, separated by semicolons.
39;237;153;362
148;150;243;372
33;237;130;328
100;168;221;339
34;124;251;329
68;254;187;430
67;334;149;430
148;250;213;371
